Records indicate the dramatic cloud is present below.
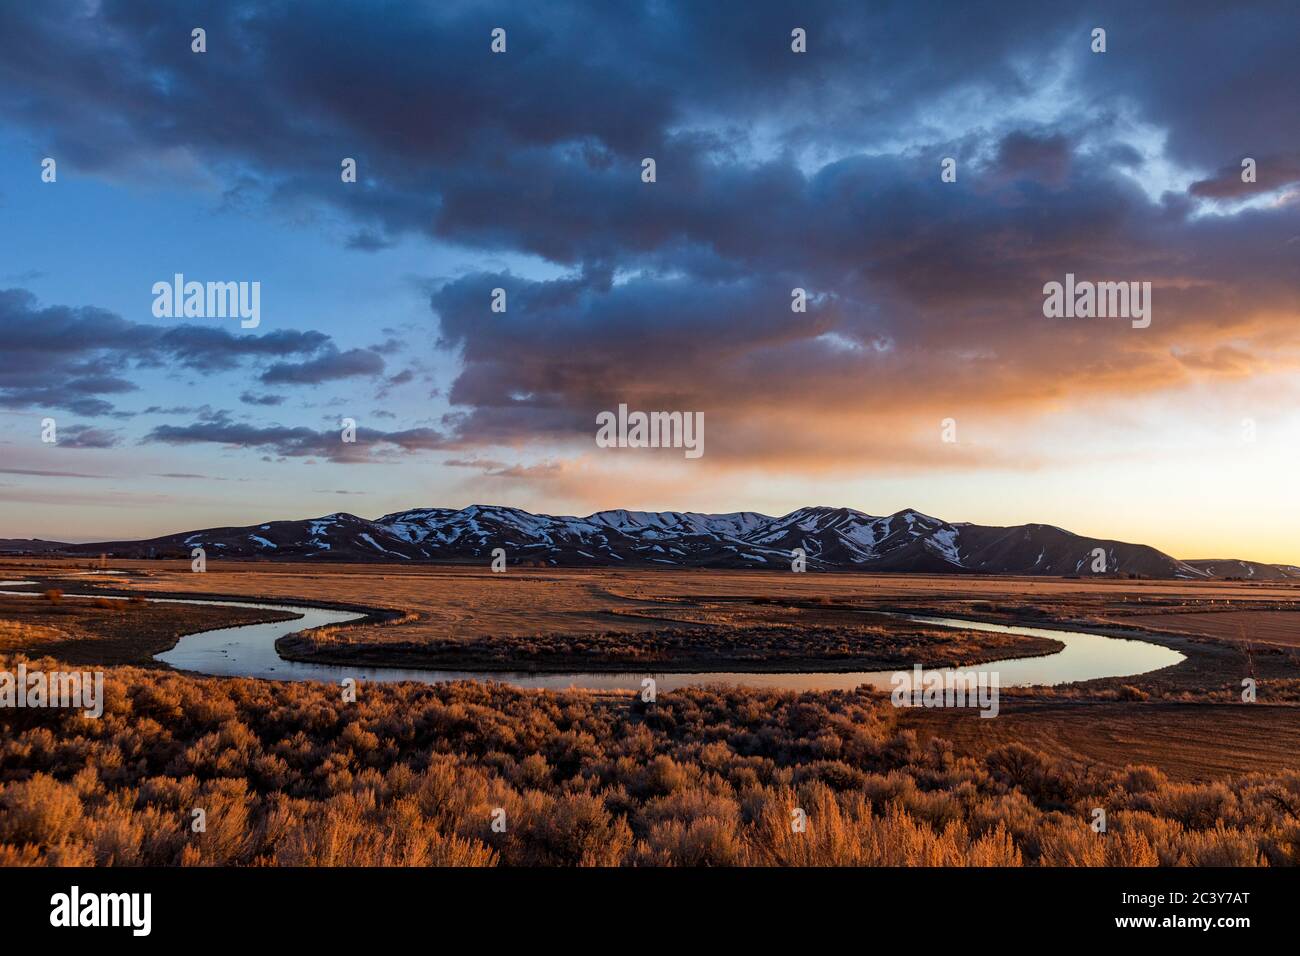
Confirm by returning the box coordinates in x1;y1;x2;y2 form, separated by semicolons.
0;0;1296;498
0;289;348;416
1190;153;1300;200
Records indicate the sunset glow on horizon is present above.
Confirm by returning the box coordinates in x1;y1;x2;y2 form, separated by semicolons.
1;1;1297;566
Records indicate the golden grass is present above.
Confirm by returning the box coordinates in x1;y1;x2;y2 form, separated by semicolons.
0;620;66;646
1;559;1298;867
1;656;1298;867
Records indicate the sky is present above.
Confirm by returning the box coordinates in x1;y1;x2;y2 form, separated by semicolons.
0;0;1297;563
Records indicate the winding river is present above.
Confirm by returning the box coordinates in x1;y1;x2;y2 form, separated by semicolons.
0;580;1184;692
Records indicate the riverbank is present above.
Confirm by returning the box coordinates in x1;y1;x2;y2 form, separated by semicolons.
0;588;301;667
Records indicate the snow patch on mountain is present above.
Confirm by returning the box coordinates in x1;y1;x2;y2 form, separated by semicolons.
64;503;1296;579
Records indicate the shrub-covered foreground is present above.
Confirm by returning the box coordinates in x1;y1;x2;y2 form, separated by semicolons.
2;654;1298;866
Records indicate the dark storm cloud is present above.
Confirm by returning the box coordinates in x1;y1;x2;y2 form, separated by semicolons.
2;1;1297;466
1190;153;1300;200
0;5;1130;243
3;0;1291;248
0;289;155;359
1081;4;1300;170
992;132;1073;187
0;289;345;416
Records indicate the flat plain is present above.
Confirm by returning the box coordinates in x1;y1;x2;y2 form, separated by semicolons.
2;557;1299;865
5;557;1299;776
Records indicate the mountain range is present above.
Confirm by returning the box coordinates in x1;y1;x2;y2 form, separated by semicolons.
7;505;1298;580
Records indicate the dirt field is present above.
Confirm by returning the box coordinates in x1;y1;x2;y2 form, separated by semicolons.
903;701;1300;782
4;558;1297;637
1115;610;1300;647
